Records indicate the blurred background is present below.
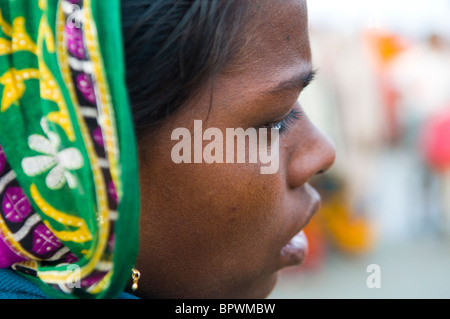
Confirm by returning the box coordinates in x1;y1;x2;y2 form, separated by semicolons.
269;0;450;299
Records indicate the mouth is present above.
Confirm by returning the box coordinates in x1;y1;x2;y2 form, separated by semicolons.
279;230;309;267
278;184;321;268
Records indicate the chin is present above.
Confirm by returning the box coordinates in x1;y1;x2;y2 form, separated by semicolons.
234;271;280;299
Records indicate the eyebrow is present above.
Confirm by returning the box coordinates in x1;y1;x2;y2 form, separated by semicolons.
269;69;317;95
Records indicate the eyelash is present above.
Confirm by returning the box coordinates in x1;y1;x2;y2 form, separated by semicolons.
263;108;302;134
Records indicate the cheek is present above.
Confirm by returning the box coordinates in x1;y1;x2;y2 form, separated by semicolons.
148;159;286;260
141;121;288;249
138;136;288;297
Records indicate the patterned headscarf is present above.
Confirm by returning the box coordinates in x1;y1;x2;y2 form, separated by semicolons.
0;0;140;298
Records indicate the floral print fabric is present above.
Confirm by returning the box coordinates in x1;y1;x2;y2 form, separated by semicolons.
0;0;139;299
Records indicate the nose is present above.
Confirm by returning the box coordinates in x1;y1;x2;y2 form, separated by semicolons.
287;124;336;189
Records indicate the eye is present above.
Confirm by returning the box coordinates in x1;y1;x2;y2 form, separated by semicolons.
262;108;302;134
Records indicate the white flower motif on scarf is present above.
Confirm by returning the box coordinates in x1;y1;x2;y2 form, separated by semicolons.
21;118;83;190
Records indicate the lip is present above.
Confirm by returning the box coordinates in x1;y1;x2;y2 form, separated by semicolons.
279;230;309;267
278;185;321;268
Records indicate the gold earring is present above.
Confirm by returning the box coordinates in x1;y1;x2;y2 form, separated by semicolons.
131;268;141;292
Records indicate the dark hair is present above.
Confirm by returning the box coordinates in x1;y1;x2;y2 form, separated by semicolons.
121;0;252;133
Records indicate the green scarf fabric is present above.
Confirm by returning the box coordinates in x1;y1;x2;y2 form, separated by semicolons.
0;0;140;299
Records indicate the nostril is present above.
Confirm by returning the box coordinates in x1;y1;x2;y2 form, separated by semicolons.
316;169;325;175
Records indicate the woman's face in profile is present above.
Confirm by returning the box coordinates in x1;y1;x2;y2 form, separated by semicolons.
136;0;336;299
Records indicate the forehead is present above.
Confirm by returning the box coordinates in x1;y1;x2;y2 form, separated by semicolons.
249;0;309;53
223;0;311;92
